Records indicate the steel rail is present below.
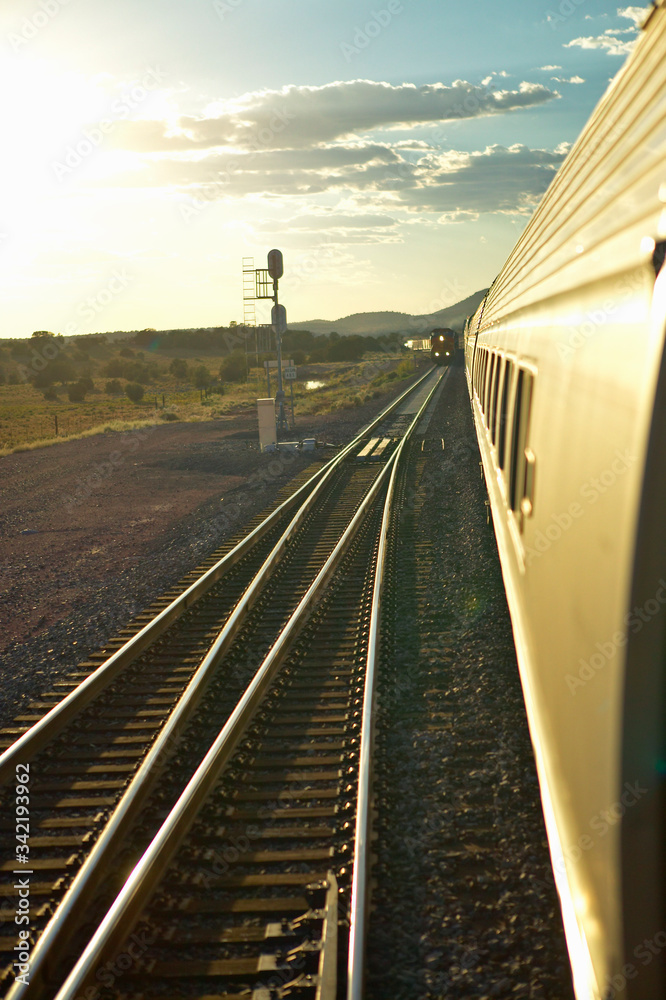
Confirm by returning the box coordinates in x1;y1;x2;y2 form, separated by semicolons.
4;366;437;1000
51;421;410;1000
346;366;449;1000
0;366;433;784
4;399;415;999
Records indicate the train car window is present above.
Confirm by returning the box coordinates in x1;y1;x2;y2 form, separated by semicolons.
490;356;503;443
498;360;512;469
485;353;496;420
509;369;535;519
480;350;488;405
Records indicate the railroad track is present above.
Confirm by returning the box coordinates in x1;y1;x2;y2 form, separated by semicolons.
0;366;448;1000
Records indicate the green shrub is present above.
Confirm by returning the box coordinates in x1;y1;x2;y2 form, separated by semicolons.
328;336;366;362
67;381;88;402
105;379;123;395
103;359;124;378
125;382;145;403
32;357;77;388
193;364;210;388
219;351;246;382
103;358;151;383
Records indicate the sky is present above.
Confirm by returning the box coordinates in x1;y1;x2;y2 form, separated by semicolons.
0;0;652;337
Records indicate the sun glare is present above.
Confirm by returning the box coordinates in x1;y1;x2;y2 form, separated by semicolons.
0;56;173;268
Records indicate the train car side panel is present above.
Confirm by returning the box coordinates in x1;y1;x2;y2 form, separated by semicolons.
464;6;666;992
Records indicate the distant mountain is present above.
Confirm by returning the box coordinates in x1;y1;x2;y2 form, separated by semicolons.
289;289;487;337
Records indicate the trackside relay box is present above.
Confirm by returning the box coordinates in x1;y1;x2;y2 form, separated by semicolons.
257;398;276;453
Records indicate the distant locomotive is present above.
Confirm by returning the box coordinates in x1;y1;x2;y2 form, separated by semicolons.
430;328;456;365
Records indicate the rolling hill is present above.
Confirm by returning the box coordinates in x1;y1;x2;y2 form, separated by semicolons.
289;289;487;337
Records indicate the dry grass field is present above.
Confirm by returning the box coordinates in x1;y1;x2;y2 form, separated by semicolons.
0;344;414;455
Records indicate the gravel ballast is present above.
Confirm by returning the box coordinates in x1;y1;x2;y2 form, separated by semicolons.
367;363;575;999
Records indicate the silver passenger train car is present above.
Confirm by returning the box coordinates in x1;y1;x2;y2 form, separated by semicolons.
464;4;666;997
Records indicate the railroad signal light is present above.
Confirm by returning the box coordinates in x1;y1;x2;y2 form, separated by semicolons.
272;303;287;334
267;249;283;280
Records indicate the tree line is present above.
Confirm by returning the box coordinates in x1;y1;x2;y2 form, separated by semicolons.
0;327;407;402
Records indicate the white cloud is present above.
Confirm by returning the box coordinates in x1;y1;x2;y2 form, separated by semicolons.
106;77;559;154
565;32;636;56
101;138;567;221
255;212;403;245
71;76;569;242
617;6;651;26
565;5;650;56
538;65;563;71
274;213;398;230
392;139;434;150
398;143;567;216
551;75;586;84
